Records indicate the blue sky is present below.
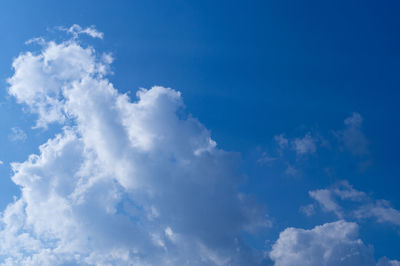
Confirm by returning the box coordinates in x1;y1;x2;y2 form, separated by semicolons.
0;1;400;265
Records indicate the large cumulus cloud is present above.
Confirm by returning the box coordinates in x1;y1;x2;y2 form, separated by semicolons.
1;28;269;265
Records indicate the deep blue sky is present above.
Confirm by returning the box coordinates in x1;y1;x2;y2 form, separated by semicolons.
0;0;400;263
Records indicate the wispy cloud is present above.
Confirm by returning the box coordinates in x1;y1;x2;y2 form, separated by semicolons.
257;152;277;165
308;181;400;227
8;127;27;142
291;132;317;155
299;203;315;216
274;134;289;150
273;132;317;156
57;24;104;39
336;112;369;156
309;188;343;217
355;200;400;226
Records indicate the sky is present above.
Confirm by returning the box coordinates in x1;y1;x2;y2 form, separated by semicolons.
0;1;399;265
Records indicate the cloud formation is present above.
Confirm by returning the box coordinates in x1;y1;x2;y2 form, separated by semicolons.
270;220;376;266
270;220;400;266
1;28;269;265
309;188;343;217
273;132;317;156
268;132;318;177
291;133;316;155
269;182;400;266
336;112;369;155
268;112;370;165
308;181;400;227
57;24;104;39
9;127;27;142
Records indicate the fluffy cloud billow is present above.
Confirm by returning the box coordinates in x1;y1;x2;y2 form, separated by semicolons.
1;27;270;265
269;220;400;266
269;220;376;266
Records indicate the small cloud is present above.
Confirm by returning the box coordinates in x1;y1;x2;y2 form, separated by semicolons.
57;24;104;39
299;204;315;216
309;189;342;217
273;132;317;157
274;134;288;149
9;127;27;142
0;160;3;165
257;152;277;165
291;132;316;155
344;112;363;127
336;112;369;156
332;181;367;202
285;165;300;176
270;220;379;265
164;227;177;243
25;37;46;46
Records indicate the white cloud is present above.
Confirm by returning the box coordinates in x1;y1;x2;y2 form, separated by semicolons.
309;189;342;217
299;204;315;216
332;181;367;201
7;37;112;129
58;24;104;39
1;28;270;265
8;127;27;142
274;134;288;149
273;132;316;158
271;113;368;161
355;200;400;226
309;181;400;228
291;132;316;155
270;220;398;266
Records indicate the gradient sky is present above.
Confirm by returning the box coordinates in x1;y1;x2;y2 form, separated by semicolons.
0;1;399;265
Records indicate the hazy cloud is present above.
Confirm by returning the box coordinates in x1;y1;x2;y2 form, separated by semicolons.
274;134;288;150
337;113;369;155
309;181;400;227
291;133;316;155
257;152;277;165
299;204;315;216
8;127;27;142
355;200;400;226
